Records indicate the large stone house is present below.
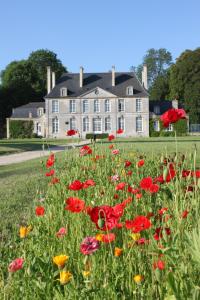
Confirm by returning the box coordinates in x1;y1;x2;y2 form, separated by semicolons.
7;66;150;138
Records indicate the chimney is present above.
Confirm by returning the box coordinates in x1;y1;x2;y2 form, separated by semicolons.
112;65;115;87
47;66;51;94
52;72;56;89
80;66;84;88
142;64;148;90
172;99;178;109
29;112;32;118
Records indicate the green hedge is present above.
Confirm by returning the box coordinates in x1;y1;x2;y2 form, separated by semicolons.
85;133;109;139
10;120;34;138
150;118;188;137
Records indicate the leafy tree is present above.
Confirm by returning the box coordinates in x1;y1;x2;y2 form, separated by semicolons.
131;48;172;87
149;71;170;100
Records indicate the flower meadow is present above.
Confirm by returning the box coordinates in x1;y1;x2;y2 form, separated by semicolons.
1;137;200;298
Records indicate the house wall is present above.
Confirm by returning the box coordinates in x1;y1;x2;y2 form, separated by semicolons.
45;97;149;138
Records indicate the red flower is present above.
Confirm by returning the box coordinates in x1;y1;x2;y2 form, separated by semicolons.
153;260;165;270
125;160;132;168
127;170;133;176
35;206;45;216
182;210;189;219
115;182;126;191
117;129;123;134
112;149;120;155
154;227;171;240
137;160;145;167
158;208;168;215
80;145;92;156
56;227;67;238
109;144;114;149
66;129;77;136
45;169;55;177
140;177;153;190
149;184;159;193
50;177;60;184
68;180;83;191
102;233;116;243
8;258;24;272
108;134;115;141
125;216;151;233
113;193;119;199
182;170;192;177
65;197;85;213
83;179;96;189
46;154;55;168
160;108;186;128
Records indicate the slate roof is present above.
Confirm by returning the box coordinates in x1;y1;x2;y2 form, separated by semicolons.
149;100;184;115
11;102;45;118
45;72;148;98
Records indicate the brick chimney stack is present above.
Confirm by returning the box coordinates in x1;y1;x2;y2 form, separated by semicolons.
112;65;115;87
80;66;84;88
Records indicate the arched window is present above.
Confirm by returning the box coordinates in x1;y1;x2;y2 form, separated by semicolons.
52;117;59;133
83;117;89;132
136;116;143;132
105;116;111;131
105;99;110;112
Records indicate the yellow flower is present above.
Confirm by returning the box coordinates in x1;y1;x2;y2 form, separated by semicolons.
19;225;32;238
95;233;104;242
114;247;123;257
59;271;72;284
82;270;91;277
121;170;126;176
53;255;69;268
133;274;144;284
130;233;141;241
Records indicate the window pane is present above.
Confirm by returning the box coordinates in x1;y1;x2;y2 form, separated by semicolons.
105;99;110;112
94;100;100;112
70;118;76;130
153;120;160;131
118;99;124;112
93;118;102;132
118;117;124;130
136;117;143;132
52;100;59;113
105;117;111;131
136;99;142;112
70;100;76;113
52;118;59;133
83;117;89;132
83;100;89;113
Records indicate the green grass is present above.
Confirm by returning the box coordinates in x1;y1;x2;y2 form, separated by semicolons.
0;138;80;155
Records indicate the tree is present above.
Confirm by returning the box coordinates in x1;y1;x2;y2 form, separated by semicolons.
169;48;200;123
131;48;172;87
149;71;170;100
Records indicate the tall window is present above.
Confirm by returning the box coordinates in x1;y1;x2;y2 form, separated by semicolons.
136;116;143;132
38;108;43;117
154;106;160;114
127;86;134;95
93;117;102;132
105;117;111;131
52;117;59;133
83;99;89;113
105;99;110;112
153;120;160;132
94;99;100;112
52;100;59;113
60;87;67;97
118;99;125;112
70;117;76;130
118;116;125;130
136;99;142;112
70;100;76;113
83;117;89;132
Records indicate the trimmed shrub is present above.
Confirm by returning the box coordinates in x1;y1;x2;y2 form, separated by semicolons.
86;133;109;140
10;120;34;138
150;118;188;137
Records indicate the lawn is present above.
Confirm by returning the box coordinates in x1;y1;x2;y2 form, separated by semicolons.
0;136;200;299
0;138;80;155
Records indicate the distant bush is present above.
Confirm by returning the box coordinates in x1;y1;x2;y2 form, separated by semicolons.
10;120;34;138
86;133;109;140
150;119;188;137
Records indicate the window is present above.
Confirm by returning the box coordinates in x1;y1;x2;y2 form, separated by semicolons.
105;99;111;112
52;117;59;133
38;108;43;117
118;116;125;130
52;100;59;113
165;123;173;132
94;99;100;112
105;117;111;131
60;87;67;97
70;117;76;130
83;99;89;113
154;106;160;114
136;99;142;112
127;86;134;95
153;120;160;132
83;117;89;132
118;99;125;112
93;117;102;132
36;123;42;135
136;116;143;132
70;100;76;113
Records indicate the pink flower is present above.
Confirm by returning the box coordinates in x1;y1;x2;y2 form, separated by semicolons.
8;258;24;272
80;237;100;255
112;149;120;155
56;227;67;238
111;174;120;182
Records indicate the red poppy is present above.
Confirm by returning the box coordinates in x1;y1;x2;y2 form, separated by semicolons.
108;134;115;141
182;170;192;177
137;160;145;167
125;160;132;168
182;210;189;219
35;206;45;216
66;129;77;136
115;182;126;191
46;154;55;168
140;177;153;190
136;193;142;199
149;184;159;193
117;129;123;134
102;233;116;243
83;179;96;189
127;170;133;176
113;194;119;199
45;169;55;177
80;145;92;156
65;197;85;213
125;216;151;233
158;208;168;215
160;108;186;128
50;177;60;184
109;144;114;149
154;227;171;240
153;260;165;270
68;180;83;191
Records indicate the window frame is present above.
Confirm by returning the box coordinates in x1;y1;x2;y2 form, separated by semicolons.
136;116;143;132
118;99;125;112
93;117;102;133
83;99;89;113
118;116;125;131
70;100;76;113
105;116;111;131
94;99;100;113
127;86;134;96
70;117;76;130
52;100;59;113
83;117;89;132
105;99;111;113
136;99;142;113
60;87;67;97
52;117;59;133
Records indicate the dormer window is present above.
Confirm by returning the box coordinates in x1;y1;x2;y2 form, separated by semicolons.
60;87;67;97
154;106;160;114
38;108;43;117
127;86;134;96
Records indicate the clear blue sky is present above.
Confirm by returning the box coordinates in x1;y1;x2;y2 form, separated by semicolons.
1;0;200;73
